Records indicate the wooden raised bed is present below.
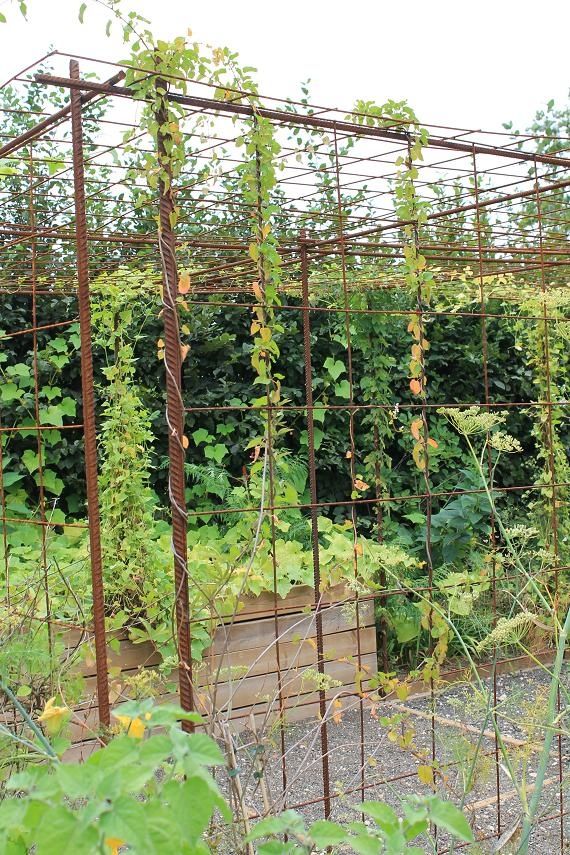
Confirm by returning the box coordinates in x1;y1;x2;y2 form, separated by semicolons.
64;585;378;759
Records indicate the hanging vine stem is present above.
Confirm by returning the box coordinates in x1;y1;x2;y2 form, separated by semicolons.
351;102;451;690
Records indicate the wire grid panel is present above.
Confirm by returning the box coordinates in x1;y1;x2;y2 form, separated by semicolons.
0;51;569;849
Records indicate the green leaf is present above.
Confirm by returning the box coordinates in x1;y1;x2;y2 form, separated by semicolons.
360;801;399;830
1;472;24;487
58;397;77;417
323;356;345;380
308;819;348;846
39;406;64;426
1;383;22;402
16;685;31;698
192;428;211;446
100;796;150;851
246;811;305;841
22;450;39;474
257;844;301;855
203;443;227;464
350;835;381;855
33;805;100;854
427;798;473;842
78;2;86;23
334;379;351;398
36;469;64;496
186;732;225;766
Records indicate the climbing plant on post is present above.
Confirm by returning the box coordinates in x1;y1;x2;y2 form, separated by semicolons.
153;69;193;721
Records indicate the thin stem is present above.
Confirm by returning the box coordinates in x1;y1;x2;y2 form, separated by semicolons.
517;604;570;853
0;679;58;759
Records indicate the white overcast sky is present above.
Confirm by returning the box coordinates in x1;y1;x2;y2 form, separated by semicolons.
0;0;568;133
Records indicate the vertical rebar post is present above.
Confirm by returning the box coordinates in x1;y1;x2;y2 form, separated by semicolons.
69;59;110;728
300;231;331;819
155;77;194;719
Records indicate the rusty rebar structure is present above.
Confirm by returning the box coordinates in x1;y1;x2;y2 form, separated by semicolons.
1;50;569;850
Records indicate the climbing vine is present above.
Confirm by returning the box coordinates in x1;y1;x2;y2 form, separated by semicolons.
513;291;570;556
351;101;436;470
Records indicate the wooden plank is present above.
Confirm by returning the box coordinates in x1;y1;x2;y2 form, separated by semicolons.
227;584;358;622
69;653;377;745
79;639;160;678
207;599;374;655
80;626;377;699
61;588;378;750
200;626;377;683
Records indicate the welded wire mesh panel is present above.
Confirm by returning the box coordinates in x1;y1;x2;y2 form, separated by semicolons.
0;50;569;850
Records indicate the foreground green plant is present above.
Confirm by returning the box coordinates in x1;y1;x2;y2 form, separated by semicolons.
246;797;473;854
0;700;231;854
0;693;475;854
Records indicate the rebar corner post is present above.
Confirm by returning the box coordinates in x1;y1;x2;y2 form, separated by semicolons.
69;59;110;728
299;231;331;818
155;76;194;725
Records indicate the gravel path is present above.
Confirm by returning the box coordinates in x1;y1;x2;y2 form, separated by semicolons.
220;664;570;852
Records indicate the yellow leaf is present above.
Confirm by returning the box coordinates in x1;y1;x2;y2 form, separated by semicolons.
157;338;165;348
178;272;191;294
409;378;422;396
407;318;421;340
412;443;427;471
345;450;352;459
355;542;363;556
182;435;189;449
395;682;409;701
353;478;370;492
252;282;263;302
418;764;434;786
367;756;378;768
427;437;438;449
180;344;190;362
114;714;145;739
410;418;423;441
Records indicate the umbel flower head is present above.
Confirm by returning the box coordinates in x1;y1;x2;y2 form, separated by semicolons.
488;431;522;453
437;406;508;436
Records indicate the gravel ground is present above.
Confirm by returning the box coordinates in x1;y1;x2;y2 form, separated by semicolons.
217;664;570;852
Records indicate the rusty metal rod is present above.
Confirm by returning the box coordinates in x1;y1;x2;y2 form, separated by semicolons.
34;73;570;170
0;70;125;160
156;77;194;722
69;59;110;728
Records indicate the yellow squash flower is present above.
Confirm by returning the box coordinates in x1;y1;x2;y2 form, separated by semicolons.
113;713;145;739
37;697;70;735
105;837;125;854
